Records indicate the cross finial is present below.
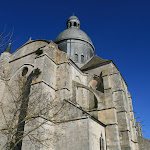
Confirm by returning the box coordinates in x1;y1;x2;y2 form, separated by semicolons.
73;13;75;16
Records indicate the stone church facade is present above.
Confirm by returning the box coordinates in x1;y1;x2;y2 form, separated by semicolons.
0;15;148;150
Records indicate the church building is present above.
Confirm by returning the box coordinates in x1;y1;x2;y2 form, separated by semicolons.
0;15;149;150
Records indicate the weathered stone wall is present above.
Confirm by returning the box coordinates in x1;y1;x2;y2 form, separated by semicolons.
101;66;138;150
22;117;106;150
9;40;48;61
81;61;140;150
54;118;89;150
0;39;141;150
138;136;150;150
0;40;107;150
89;118;106;150
53;117;106;150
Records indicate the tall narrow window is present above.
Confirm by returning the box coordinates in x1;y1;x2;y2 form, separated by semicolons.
81;55;84;63
74;54;78;62
100;134;104;150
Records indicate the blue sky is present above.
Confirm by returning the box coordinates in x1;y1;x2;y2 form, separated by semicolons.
0;0;150;139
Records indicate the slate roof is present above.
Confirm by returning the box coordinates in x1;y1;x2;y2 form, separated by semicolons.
80;56;110;71
4;43;11;53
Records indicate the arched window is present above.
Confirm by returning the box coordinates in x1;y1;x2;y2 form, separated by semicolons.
74;22;77;26
81;55;84;63
100;134;104;150
22;67;28;76
74;54;78;62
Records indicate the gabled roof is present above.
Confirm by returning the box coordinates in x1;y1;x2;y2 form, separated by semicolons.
80;56;110;71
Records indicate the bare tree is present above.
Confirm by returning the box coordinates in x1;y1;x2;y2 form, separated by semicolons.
0;25;13;53
0;68;65;150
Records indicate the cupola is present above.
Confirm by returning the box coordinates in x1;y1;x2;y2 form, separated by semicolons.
66;15;80;28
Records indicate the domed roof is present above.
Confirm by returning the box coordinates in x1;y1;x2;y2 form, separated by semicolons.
55;15;94;50
68;15;79;20
66;15;80;24
55;27;94;48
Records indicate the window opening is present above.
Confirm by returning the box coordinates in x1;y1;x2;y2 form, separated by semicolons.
81;55;84;63
74;54;78;62
22;67;28;76
94;96;98;108
100;134;104;150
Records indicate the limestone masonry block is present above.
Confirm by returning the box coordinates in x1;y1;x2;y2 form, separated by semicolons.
103;75;111;89
119;130;132;149
113;91;127;112
106;124;121;150
117;111;130;131
104;88;115;108
98;108;117;124
110;73;123;92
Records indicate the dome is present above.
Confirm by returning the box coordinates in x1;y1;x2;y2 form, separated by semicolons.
55;27;94;49
68;15;79;20
54;15;95;68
